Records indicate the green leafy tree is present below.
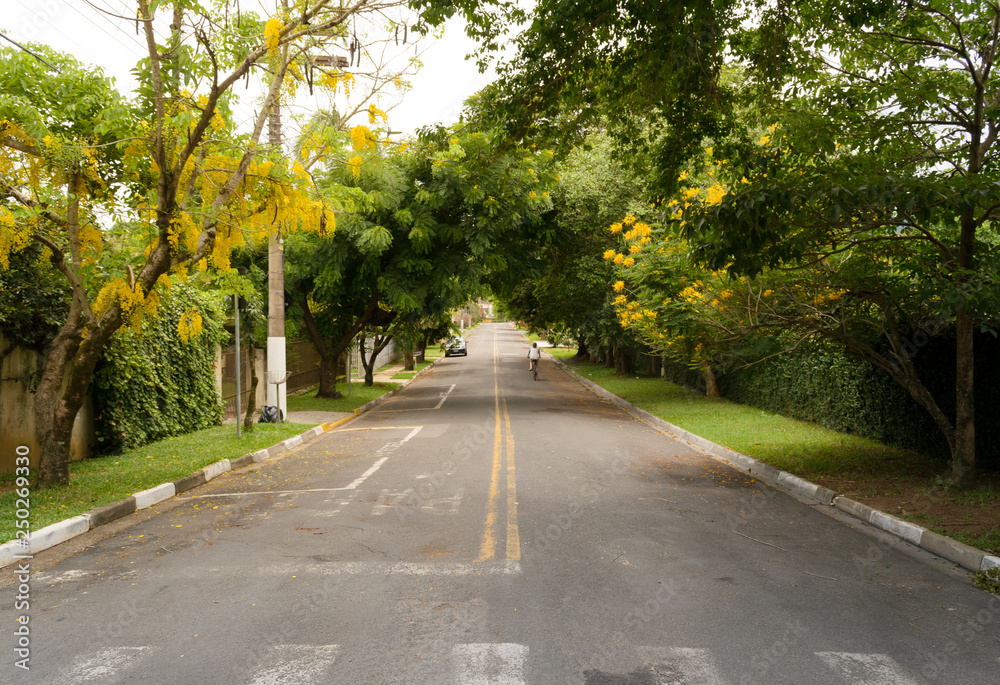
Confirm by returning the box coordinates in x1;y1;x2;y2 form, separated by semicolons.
681;0;1000;484
495;131;646;359
289;125;556;393
413;0;742;202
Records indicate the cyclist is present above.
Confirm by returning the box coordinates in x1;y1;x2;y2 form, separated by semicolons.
527;342;541;378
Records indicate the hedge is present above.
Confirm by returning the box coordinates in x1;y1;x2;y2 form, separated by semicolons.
92;283;227;454
662;334;999;471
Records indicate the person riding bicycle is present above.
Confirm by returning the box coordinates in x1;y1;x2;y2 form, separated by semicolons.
527;342;541;375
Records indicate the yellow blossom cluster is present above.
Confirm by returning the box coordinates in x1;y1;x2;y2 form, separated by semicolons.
0;208;30;269
679;285;703;302
264;18;283;54
177;309;204;343
350;125;376;151
93;278;148;331
77;224;103;265
368;104;389;125
622;222;652;242
347;155;363;180
319;71;355;96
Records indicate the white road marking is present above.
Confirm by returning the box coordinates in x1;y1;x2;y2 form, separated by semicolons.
400;425;423;443
453;643;528;685
244;644;339;685
379;385;457;411
638;647;728;685
372;488;464;516
336;426;423;432
816;652;918;685
263;560;522;576
56;646;148;683
34;569;89;584
344;456;389;490
184;426;422;499
182;487;354;499
435;383;457;409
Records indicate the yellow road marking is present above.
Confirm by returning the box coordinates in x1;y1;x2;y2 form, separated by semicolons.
477;333;503;561
477;327;520;562
503;395;520;560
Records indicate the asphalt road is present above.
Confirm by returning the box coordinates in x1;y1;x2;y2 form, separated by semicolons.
2;322;999;684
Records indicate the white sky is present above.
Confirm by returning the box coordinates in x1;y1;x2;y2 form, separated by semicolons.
1;0;496;138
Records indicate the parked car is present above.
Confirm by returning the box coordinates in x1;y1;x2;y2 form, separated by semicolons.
445;336;467;357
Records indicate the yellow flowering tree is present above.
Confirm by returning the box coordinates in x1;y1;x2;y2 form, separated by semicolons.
0;0;412;487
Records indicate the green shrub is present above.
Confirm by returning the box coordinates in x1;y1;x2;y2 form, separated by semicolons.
92;283;227;454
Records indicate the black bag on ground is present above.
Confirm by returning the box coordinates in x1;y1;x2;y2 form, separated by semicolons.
258;405;283;423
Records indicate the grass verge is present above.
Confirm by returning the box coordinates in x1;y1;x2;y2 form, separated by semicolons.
391;360;435;380
287;381;401;413
550;350;999;555
1;422;312;543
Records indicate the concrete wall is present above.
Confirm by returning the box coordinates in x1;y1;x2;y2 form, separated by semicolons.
0;335;95;474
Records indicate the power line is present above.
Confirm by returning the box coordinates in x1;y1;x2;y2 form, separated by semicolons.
0;31;61;72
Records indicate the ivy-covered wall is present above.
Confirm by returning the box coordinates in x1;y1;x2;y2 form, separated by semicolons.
697;335;1000;470
92;284;227;454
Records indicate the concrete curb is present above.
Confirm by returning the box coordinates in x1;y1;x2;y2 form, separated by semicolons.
0;357;445;569
547;353;996;575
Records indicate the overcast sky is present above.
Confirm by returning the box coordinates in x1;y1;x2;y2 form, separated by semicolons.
1;0;496;138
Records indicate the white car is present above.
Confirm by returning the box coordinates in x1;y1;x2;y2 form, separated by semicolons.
445;336;467;357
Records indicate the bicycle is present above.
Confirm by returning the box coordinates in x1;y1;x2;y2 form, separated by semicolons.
529;358;538;381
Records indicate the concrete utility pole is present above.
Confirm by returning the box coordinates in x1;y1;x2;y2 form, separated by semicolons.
266;0;288;419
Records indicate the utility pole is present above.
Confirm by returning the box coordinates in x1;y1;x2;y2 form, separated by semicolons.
266;0;288;419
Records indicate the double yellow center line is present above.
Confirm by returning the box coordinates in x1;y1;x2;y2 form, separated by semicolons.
477;329;520;561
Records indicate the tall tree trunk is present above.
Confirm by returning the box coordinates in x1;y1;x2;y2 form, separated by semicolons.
403;350;415;371
951;306;976;486
35;309;108;487
576;332;589;358
242;345;258;432
359;330;394;386
952;203;977;486
701;365;720;398
614;346;633;374
950;79;984;485
316;352;341;399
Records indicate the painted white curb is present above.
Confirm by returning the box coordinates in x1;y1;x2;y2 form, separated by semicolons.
0;539;28;568
30;516;92;553
133;483;177;510
983;556;1000;572
202;458;232;481
869;511;924;545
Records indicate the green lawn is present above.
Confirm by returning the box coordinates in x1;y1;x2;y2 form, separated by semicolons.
549;350;938;481
287;381;401;413
391;360;434;380
1;422;311;543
